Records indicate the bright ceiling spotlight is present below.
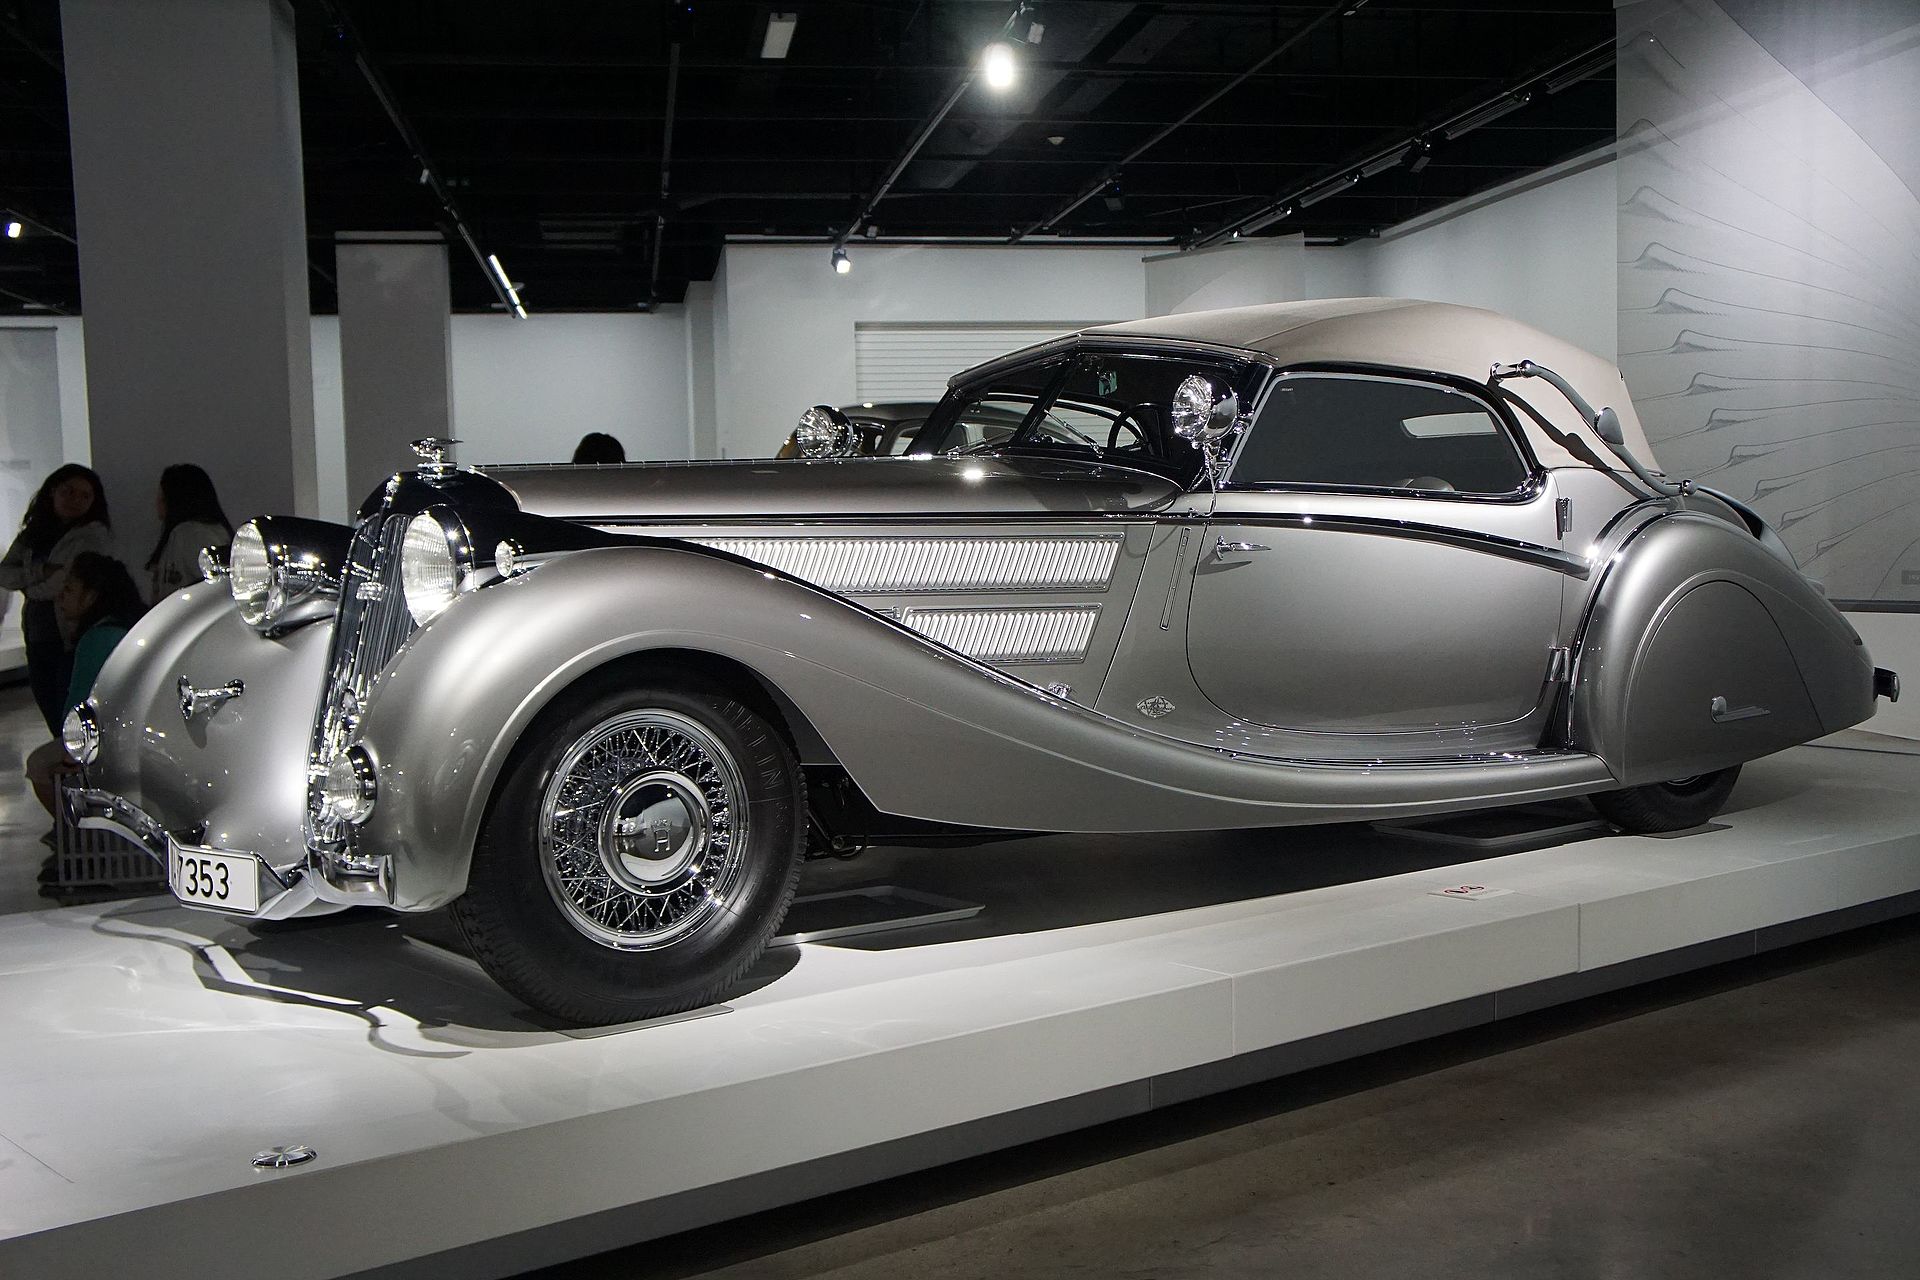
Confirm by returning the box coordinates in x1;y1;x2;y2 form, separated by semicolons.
983;41;1017;90
3;221;20;240
832;246;852;275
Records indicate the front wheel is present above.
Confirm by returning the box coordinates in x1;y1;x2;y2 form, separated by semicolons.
452;676;804;1025
1590;765;1742;834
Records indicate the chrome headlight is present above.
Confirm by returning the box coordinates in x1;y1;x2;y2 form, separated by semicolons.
229;522;275;626
228;517;348;634
63;702;100;765
319;745;378;826
401;512;468;625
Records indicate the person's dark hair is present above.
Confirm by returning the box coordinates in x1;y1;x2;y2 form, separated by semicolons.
65;552;146;634
571;432;627;465
147;463;233;569
20;463;109;554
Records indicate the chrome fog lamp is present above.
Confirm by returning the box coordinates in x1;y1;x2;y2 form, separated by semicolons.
228;522;275;625
401;512;465;625
198;544;229;582
63;702;100;765
319;746;377;826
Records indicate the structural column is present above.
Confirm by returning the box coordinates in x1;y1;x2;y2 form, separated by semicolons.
61;0;318;553
334;232;454;506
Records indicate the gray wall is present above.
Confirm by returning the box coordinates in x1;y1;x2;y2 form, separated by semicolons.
1618;0;1920;604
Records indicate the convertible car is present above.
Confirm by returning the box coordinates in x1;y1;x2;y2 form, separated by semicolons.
67;299;1898;1024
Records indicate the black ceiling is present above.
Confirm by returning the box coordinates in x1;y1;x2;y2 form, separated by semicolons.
0;0;1616;317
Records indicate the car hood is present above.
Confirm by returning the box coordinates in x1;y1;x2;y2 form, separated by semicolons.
483;455;1183;523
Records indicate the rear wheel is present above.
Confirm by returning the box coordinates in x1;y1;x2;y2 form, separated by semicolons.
453;675;804;1025
1590;765;1742;834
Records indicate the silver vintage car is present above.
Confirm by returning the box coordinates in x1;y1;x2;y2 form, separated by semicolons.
68;299;1897;1024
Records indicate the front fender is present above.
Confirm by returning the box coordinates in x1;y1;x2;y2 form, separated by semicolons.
355;544;1616;910
86;582;329;871
1572;512;1875;784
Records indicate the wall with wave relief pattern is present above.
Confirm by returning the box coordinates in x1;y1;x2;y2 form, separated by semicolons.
1616;0;1920;604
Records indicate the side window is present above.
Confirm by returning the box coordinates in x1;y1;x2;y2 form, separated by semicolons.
1230;375;1528;496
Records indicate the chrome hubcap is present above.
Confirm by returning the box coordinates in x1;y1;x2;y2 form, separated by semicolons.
539;710;746;950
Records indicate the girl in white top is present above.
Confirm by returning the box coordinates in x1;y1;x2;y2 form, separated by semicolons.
146;464;233;603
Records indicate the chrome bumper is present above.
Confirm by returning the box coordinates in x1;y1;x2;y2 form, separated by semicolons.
68;787;388;919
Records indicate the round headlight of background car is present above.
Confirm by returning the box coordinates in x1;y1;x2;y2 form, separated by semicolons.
793;405;855;458
401;513;462;625
62;702;100;765
228;521;275;625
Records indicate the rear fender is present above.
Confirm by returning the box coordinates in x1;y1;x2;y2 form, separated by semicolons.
1572;513;1874;785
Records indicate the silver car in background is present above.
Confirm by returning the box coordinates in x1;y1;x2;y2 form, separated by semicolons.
67;299;1897;1024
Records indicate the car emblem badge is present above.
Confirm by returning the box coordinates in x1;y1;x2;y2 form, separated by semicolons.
1136;696;1175;719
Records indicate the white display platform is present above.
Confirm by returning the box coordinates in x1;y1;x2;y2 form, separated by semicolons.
3;743;1918;1279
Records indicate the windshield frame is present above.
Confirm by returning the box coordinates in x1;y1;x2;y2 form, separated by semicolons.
915;339;1270;490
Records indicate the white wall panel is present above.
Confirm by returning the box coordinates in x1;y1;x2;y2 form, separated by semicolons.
853;323;1081;403
711;244;1145;459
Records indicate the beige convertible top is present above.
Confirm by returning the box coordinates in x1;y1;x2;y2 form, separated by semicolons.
1081;298;1655;472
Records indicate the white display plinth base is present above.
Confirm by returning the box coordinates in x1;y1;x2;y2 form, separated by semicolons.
2;743;1917;1279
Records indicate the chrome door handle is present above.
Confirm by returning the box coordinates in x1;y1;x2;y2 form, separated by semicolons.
1212;538;1270;558
178;676;244;722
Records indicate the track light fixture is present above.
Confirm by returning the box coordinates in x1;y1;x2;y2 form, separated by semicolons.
3;221;20;240
1443;91;1533;141
1407;140;1434;174
832;246;852;275
486;253;529;319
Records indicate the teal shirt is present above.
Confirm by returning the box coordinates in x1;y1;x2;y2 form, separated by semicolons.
64;622;128;719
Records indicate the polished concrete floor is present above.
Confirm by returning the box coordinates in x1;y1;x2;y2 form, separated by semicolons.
4;679;1918;1277
529;914;1920;1280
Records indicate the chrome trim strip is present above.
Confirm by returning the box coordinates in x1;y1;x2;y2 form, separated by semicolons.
691;535;1123;594
1216;512;1590;578
897;604;1101;664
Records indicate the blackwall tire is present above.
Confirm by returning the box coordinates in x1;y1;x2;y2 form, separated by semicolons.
452;676;804;1025
1590;764;1742;834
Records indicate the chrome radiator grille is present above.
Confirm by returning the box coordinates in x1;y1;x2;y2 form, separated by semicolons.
306;515;417;839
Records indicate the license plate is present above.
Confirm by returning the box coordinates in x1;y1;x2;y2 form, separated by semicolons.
169;844;262;913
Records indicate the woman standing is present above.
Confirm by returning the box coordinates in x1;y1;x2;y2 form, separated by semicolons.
0;464;114;734
146;463;232;602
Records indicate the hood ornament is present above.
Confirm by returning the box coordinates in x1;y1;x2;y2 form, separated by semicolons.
410;437;462;477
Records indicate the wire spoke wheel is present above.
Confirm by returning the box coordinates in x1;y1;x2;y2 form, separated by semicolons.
540;710;749;950
455;676;804;1026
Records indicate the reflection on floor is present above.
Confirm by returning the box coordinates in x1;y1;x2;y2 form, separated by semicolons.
0;682;85;918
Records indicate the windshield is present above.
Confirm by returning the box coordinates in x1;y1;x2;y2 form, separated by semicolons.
915;349;1262;487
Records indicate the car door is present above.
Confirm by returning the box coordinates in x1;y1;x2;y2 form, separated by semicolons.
1185;370;1573;741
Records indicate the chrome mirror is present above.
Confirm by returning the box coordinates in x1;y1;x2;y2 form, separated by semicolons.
793;405;856;458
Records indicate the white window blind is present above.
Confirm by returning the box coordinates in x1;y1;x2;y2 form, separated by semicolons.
853;322;1095;403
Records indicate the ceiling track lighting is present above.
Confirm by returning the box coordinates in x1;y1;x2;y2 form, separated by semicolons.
1356;148;1409;181
1442;91;1533;141
760;12;797;60
1298;172;1361;209
487;253;529;319
831;246;852;275
983;40;1017;90
1407;140;1434;174
1544;45;1614;94
3;221;21;240
1237;204;1295;236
